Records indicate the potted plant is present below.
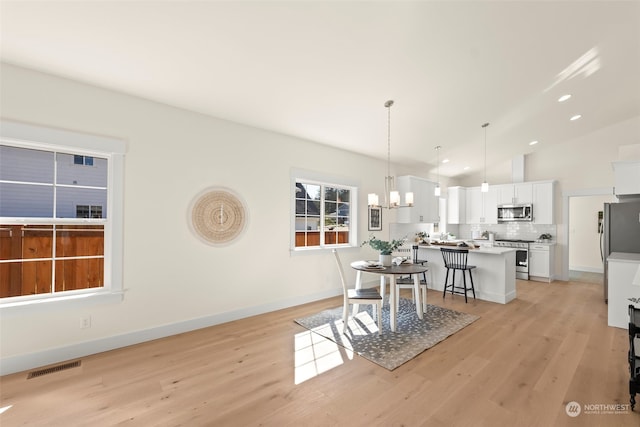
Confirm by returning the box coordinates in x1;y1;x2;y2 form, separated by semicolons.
538;233;552;243
415;231;429;244
362;235;407;266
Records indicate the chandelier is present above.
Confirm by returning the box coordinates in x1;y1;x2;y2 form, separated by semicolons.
368;100;413;209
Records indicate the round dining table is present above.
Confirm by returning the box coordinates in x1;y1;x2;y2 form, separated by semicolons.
350;261;428;332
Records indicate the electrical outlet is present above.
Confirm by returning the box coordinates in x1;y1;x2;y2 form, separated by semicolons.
80;315;91;329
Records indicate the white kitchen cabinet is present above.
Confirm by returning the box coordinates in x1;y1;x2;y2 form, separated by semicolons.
465;186;498;224
613;161;640;196
529;243;555;282
447;186;466;224
532;181;555;224
396;175;439;223
496;183;533;205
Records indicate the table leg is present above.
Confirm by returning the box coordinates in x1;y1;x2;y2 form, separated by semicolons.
389;274;396;332
414;274;424;319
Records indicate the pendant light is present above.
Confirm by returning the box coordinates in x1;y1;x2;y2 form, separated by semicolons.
368;100;413;208
481;122;489;192
434;145;441;196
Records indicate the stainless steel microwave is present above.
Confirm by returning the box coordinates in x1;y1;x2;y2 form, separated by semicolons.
497;204;532;222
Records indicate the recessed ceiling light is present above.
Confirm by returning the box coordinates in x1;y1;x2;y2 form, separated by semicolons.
463;166;470;170
442;159;450;164
570;114;582;121
558;94;572;102
529;140;539;146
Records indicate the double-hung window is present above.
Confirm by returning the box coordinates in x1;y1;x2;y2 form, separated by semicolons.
293;176;357;250
0;121;125;306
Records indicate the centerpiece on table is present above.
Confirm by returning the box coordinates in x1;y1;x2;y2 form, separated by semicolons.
362;235;407;267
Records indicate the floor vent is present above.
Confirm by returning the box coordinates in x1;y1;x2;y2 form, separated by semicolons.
27;360;81;379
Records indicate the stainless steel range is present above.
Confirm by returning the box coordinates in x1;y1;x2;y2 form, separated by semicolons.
494;239;533;280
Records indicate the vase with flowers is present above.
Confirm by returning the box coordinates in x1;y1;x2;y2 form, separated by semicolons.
362;235;407;266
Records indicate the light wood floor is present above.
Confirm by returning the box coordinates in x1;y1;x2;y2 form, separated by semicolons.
1;279;638;426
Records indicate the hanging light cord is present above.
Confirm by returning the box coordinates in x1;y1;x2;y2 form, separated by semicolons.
436;145;440;183
386;100;393;179
482;122;489;182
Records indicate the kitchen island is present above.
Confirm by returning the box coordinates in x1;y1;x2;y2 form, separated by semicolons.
417;244;516;304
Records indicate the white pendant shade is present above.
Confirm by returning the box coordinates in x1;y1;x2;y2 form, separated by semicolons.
405;192;414;206
481;182;489;193
390;190;400;207
434;185;441;197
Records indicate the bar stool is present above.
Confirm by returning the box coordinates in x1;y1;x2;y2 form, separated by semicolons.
440;247;476;303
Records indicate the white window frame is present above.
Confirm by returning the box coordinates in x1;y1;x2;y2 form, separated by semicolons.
0;121;126;310
290;168;358;252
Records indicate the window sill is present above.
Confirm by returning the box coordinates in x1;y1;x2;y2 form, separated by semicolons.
0;290;124;315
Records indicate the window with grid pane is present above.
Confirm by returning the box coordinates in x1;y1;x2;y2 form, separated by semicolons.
0;144;108;299
294;180;354;249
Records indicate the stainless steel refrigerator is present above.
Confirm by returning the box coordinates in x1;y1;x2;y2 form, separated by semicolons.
602;201;640;302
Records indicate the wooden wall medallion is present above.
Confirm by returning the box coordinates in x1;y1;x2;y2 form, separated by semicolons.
190;187;248;246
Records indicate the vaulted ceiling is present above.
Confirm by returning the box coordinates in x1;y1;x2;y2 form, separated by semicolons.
2;1;639;180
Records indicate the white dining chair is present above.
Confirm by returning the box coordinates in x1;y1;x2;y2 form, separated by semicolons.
332;249;383;334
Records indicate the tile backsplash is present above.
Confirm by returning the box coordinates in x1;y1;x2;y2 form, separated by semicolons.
460;223;557;242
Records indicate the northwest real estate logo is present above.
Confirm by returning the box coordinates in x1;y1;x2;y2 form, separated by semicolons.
565;401;630;417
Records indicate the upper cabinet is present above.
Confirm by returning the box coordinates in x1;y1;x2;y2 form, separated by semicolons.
396;175;439;223
613;161;640;196
447;180;554;225
447;186;466;224
465;186;498;224
496;183;533;205
532;181;555;224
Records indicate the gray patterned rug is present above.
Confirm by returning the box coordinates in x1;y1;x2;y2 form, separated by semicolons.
294;298;479;370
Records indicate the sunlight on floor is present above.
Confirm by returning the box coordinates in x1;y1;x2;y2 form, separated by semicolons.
0;405;13;414
294;329;347;384
294;310;380;384
345;311;380;336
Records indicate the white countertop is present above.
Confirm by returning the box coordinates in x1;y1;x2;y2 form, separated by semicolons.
608;252;640;263
418;244;515;255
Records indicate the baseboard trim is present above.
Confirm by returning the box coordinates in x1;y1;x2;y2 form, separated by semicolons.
569;266;604;274
0;288;342;376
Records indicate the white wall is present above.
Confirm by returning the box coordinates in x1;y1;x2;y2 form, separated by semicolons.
0;63;406;373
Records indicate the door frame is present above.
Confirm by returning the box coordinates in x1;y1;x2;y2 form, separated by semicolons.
561;187;614;281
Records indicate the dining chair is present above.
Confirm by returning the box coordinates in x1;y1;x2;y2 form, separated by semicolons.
332;249;383;334
392;245;428;313
441;247;476;303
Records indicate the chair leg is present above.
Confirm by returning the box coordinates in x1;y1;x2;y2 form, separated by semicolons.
443;268;450;299
451;270;456;296
462;271;468;303
343;302;349;333
376;302;383;333
469;269;476;299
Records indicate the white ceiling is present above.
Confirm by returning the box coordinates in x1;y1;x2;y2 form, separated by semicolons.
1;1;639;179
